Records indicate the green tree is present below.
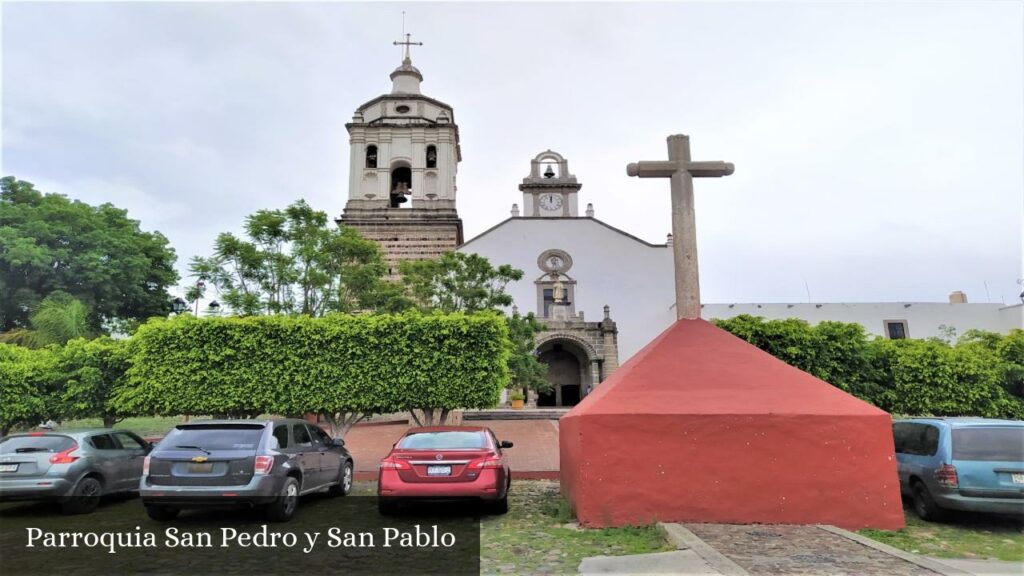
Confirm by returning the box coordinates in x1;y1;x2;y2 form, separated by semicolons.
506;311;552;394
57;337;131;428
190;199;399;316
399;251;549;401
0;344;59;436
399;252;521;313
0;177;178;332
0;291;91;348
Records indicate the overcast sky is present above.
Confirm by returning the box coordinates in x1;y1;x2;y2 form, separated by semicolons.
3;1;1022;305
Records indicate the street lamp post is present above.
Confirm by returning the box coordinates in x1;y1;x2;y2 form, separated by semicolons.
171;297;187;315
193;280;206;315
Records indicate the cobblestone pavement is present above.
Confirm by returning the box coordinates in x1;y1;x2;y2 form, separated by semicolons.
684;524;942;576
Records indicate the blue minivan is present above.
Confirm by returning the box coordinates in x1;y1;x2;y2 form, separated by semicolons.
893;418;1024;520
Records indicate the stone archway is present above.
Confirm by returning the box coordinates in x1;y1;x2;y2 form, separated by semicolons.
535;337;595;407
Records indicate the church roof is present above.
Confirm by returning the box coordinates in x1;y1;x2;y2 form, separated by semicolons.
568;318;889;417
459;217;669;250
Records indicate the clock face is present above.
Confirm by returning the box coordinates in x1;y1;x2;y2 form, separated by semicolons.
539;194;563;211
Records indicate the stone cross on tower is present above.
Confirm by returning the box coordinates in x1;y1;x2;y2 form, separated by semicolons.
627;134;734;320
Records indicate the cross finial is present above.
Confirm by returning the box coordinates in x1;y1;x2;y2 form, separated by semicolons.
394;33;422;61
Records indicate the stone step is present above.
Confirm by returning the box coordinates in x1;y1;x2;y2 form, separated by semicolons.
462;408;569;421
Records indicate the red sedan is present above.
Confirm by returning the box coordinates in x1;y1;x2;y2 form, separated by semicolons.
377;426;512;515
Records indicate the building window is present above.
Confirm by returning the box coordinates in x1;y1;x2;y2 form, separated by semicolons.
426;145;437;168
366;145;378;168
884;320;908;339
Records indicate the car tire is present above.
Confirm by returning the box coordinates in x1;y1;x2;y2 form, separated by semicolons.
265;476;301;523
912;481;945;522
61;477;102;515
378;497;399;516
146;505;180;521
486;495;509;515
330;461;353;497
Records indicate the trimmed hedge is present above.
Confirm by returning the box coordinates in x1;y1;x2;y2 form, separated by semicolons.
0;344;57;436
714;315;1024;419
112;312;511;423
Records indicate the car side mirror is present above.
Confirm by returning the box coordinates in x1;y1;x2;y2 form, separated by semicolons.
332;438;345;448
500;440;514;449
143;442;154;454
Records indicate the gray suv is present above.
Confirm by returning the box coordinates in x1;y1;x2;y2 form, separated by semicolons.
140;419;353;522
0;429;151;514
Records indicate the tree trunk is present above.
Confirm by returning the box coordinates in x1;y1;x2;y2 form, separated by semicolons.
320;412;368;438
102;415;116;429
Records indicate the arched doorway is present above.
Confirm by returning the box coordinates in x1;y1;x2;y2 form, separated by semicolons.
535;338;593;407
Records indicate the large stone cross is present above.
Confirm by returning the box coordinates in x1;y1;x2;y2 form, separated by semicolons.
627;134;734;320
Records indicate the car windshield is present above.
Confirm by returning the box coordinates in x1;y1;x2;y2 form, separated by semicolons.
952;427;1024;462
0;435;76;454
397;431;487;450
163;425;264;451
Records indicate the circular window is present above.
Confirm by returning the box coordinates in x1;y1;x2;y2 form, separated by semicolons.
395;104;410;114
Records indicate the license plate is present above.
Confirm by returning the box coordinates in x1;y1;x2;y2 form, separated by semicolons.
188;463;214;473
0;464;17;473
1012;474;1024;484
427;465;451;476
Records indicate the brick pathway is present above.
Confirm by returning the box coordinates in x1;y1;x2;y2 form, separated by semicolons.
684;524;943;576
345;420;560;480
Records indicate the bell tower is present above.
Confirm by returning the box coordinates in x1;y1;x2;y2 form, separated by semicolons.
519;150;583;217
337;34;463;278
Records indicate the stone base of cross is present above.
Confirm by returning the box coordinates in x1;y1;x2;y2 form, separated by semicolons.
627;134;733;320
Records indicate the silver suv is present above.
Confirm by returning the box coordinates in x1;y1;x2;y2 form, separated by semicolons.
0;429;151;514
140;419;353;522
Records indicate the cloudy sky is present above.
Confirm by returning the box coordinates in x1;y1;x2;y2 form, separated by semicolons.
3;1;1022;305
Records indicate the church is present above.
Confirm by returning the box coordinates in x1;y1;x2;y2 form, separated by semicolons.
339;40;1023;408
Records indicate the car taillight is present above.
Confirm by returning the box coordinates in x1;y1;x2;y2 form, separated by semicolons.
935;464;958;488
49;446;80;464
142;455;151;476
254;455;274;475
379;458;410;470
472;455;503;469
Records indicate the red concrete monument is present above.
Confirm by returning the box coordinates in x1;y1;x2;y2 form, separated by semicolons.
559;135;904;530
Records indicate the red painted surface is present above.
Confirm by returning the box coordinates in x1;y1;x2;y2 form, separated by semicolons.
560;319;904;530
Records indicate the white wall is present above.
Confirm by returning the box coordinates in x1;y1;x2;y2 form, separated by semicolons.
459;218;676;360
460;218;1023;362
701;302;1023;339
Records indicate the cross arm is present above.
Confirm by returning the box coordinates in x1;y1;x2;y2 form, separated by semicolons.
626;160;735;178
684;161;734;177
626;161;677;178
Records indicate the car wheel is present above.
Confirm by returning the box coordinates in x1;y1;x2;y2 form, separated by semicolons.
265;477;300;523
146;505;180;521
378;497;399;516
61;477;102;515
330;461;353;497
912;481;945;522
486;495;509;515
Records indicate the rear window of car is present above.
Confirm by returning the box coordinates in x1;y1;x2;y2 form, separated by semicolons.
0;435;76;454
952;427;1024;462
163;425;264;451
397;431;487;450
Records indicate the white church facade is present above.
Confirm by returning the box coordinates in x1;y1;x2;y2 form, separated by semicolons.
338;40;1023;408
